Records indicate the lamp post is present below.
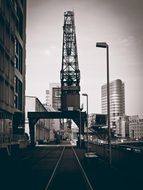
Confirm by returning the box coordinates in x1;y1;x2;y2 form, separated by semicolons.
96;42;112;166
82;93;89;153
77;108;82;148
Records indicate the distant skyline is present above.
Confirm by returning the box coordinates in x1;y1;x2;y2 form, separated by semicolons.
26;0;143;115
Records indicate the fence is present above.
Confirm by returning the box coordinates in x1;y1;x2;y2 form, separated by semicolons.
0;133;27;147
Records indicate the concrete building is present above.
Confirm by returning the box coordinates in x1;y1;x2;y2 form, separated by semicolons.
88;113;107;128
45;83;61;141
44;104;61;141
46;83;61;111
88;113;107;142
0;0;26;136
129;115;143;140
45;90;50;107
101;79;125;129
116;115;129;138
25;96;50;143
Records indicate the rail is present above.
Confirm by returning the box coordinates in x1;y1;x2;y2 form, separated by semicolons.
44;147;65;190
44;146;94;190
72;147;94;190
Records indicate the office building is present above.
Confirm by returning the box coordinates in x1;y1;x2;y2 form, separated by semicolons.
45;83;61;140
0;0;26;136
101;79;125;128
116;115;129;138
46;83;61;111
129;115;143;140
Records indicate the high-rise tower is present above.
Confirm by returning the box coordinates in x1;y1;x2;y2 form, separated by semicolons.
101;79;125;128
60;11;80;111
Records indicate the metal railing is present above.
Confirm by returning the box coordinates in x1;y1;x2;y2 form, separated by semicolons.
0;133;27;146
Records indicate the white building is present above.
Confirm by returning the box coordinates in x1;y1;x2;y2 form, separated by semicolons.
101;79;125;128
129;115;143;140
45;83;61;141
46;83;61;111
116;115;129;138
44;104;60;141
25;96;50;142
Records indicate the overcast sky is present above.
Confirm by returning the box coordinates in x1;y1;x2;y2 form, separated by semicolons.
26;0;143;115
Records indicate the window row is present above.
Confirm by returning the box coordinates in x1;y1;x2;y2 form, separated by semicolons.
0;78;14;107
0;0;24;40
14;76;23;110
0;20;15;58
15;38;23;74
0;49;14;83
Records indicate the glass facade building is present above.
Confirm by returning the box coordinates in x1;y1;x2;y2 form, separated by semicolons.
101;79;125;128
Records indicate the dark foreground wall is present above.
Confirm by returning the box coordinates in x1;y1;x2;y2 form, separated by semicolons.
90;143;143;170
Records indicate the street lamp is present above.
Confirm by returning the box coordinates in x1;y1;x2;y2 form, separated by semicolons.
96;42;112;166
82;93;89;153
77;108;82;148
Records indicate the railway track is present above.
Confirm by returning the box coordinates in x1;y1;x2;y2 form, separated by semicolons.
1;145;142;190
44;146;94;190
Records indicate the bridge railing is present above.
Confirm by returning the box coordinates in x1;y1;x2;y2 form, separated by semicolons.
0;133;27;147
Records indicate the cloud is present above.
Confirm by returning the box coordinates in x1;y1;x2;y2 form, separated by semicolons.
119;35;135;47
43;45;57;56
44;49;51;56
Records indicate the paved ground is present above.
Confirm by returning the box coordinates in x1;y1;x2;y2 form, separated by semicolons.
0;144;142;190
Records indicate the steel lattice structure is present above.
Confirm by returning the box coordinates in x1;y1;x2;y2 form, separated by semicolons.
28;11;87;146
60;11;80;111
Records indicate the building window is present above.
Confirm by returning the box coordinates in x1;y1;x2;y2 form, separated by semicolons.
14;76;22;110
15;38;23;74
15;2;23;39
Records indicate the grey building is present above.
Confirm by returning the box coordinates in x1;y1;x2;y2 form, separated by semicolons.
25;96;50;143
46;83;61;111
116;115;129;138
45;83;61;140
101;79;125;128
0;0;26;136
129;115;143;140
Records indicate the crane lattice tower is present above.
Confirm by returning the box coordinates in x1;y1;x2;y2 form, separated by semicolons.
60;11;80;111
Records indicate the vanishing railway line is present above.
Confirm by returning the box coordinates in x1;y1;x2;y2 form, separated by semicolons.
1;145;143;190
1;146;94;190
44;146;94;190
